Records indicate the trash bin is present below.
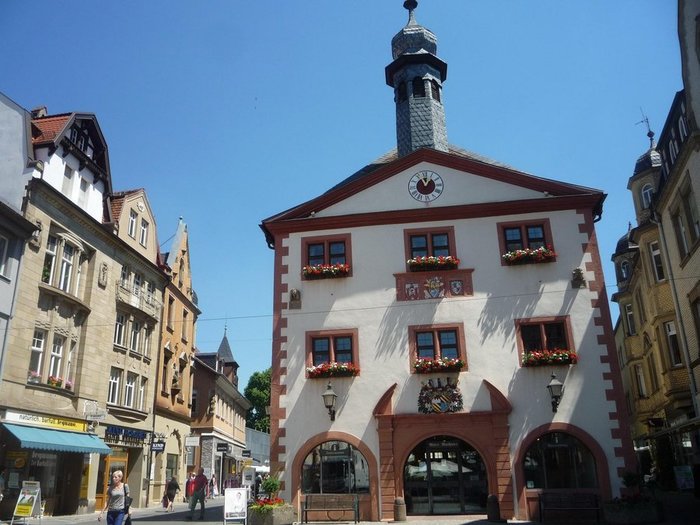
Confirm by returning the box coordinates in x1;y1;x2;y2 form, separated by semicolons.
394;497;406;521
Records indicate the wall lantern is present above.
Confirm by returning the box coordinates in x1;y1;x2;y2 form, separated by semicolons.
321;381;338;421
546;374;564;413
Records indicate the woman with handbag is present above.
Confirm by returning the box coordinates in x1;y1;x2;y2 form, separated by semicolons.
98;470;130;525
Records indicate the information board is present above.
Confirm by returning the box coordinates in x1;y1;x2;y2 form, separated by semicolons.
223;487;247;523
11;481;41;523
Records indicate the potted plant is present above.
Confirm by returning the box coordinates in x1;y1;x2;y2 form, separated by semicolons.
521;349;578;367
602;471;662;524
306;362;360;379
407;255;460;271
248;477;296;525
27;371;41;384
414;357;465;374
47;375;63;388
64;379;74;391
302;263;350;279
502;245;557;265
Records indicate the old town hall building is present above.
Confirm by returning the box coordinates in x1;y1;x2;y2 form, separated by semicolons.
261;2;634;521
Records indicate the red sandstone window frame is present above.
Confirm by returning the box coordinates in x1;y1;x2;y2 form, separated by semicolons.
514;316;575;364
403;226;457;269
301;233;353;279
408;323;467;372
497;219;555;265
305;328;360;371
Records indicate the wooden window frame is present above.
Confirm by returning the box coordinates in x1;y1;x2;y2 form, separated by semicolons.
497;219;555;265
305;328;359;371
408;323;467;372
403;226;457;267
301;233;352;279
514;316;575;365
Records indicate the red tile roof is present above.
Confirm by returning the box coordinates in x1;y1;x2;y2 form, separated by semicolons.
31;114;72;145
109;189;143;224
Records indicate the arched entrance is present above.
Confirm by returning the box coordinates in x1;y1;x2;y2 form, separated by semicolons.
403;436;487;515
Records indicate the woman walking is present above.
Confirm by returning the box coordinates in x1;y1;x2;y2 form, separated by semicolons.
165;476;180;512
98;470;130;525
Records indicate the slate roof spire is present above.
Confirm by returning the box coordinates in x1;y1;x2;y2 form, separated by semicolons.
386;0;448;157
217;325;234;363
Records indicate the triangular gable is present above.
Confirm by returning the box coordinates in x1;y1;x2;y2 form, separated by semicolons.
265;147;601;222
261;147;605;244
32;112;112;194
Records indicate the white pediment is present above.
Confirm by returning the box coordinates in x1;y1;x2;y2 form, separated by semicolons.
314;161;549;217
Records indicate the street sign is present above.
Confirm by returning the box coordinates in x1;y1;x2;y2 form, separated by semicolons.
217;442;229;452
86;411;107;422
151;441;165;452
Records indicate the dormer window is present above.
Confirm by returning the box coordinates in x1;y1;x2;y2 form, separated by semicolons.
641;184;654;209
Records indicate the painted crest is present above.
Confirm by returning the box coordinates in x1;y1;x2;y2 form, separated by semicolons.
449;279;463;295
423;277;445;299
417;378;463;414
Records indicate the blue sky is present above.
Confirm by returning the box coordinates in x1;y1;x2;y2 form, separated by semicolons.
1;1;681;389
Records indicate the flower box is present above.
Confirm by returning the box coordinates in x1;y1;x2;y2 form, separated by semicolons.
407;256;460;272
64;380;73;391
602;498;662;524
27;372;41;384
502;246;556;265
414;357;464;374
522;349;578;367
248;502;296;525
47;376;63;388
302;263;350;279
306;362;360;378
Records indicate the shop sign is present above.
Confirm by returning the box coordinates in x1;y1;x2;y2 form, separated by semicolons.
4;409;86;432
242;449;251;458
151;441;166;452
104;425;149;446
217;442;230;452
185;436;200;448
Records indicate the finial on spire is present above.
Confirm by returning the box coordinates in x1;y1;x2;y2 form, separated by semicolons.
404;0;418;25
636;109;655;148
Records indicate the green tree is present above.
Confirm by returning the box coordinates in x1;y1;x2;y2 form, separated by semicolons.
244;368;271;432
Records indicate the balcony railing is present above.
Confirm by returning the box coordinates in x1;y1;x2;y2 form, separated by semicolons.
116;282;161;319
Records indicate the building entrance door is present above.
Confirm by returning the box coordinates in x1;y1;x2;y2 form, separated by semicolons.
404;436;487;515
95;451;128;511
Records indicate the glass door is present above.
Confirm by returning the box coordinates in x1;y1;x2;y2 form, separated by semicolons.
404;436;487;515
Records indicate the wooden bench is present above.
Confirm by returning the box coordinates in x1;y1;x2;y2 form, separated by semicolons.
539;492;600;523
302;494;359;523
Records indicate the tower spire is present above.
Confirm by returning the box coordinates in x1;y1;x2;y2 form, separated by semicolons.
386;1;448;157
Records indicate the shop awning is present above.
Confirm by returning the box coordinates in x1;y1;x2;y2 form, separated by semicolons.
3;424;112;454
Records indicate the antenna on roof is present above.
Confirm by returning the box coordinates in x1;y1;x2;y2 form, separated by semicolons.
636;108;654;147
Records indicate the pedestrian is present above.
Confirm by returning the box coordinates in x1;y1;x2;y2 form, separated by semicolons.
210;474;218;497
0;467;7;502
187;467;207;520
98;470;130;525
165;476;180;512
184;472;193;502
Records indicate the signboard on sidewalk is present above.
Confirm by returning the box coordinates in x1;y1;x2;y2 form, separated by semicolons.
223;487;247;523
13;481;41;520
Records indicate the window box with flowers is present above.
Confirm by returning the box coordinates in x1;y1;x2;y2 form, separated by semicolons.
414;357;465;374
302;264;350;280
521;349;578;367
407;256;460;272
64;379;74;391
306;362;360;379
27;371;41;384
502;246;557;265
47;375;63;388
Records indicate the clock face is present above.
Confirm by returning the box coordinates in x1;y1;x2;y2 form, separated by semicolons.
408;170;444;203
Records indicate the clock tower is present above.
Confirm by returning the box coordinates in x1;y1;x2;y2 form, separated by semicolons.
386;0;448;158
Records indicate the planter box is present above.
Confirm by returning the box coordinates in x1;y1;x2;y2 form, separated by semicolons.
248;505;296;525
602;501;662;524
